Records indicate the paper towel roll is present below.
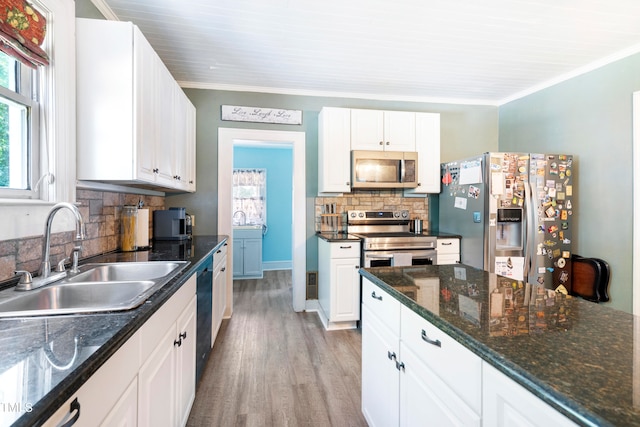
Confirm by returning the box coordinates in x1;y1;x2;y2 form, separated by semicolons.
136;208;149;248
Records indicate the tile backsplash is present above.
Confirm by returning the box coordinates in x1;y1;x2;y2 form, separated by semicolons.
315;189;429;232
0;189;165;284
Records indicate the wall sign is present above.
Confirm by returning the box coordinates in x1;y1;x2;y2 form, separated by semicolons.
221;105;302;125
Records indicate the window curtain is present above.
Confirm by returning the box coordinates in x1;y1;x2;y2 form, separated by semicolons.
232;168;266;225
0;0;48;68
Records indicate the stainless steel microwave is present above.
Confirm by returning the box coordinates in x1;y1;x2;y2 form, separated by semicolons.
351;150;418;189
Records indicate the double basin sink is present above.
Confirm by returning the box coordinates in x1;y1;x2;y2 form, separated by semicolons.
0;261;189;317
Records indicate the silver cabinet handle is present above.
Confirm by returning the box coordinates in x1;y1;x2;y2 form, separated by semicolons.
339;245;352;249
421;329;441;347
371;291;382;301
441;242;452;245
396;361;405;371
387;351;396;361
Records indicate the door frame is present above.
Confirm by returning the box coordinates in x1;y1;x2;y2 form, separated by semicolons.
218;128;306;312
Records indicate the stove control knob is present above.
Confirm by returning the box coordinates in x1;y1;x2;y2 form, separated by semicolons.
401;210;409;218
350;212;357;218
359;212;365;218
394;211;400;218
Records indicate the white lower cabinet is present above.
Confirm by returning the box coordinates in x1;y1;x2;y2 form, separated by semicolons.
318;239;361;330
43;331;141;427
482;362;578;427
436;237;460;265
400;307;481;427
212;243;228;345
362;278;578;427
362;277;480;427
139;274;197;427
44;273;198;427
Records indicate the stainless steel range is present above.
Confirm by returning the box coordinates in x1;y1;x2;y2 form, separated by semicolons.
347;210;437;267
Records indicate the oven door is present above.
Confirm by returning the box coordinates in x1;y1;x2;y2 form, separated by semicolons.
363;249;437;268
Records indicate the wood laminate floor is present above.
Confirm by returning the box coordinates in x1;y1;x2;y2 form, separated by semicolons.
187;270;367;427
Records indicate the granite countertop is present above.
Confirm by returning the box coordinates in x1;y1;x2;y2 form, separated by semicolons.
0;235;228;427
360;264;639;427
316;231;461;242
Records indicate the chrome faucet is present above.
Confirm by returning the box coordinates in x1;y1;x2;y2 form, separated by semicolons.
15;202;86;291
233;210;247;226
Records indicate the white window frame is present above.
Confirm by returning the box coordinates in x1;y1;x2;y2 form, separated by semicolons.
0;0;77;241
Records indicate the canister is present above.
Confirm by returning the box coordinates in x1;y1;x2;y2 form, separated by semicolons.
121;205;138;251
410;219;423;234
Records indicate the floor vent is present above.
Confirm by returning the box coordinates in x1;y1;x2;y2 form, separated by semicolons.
306;271;318;300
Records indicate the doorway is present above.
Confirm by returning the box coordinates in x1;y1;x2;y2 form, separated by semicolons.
218;128;306;312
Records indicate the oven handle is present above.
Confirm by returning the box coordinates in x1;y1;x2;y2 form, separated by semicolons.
364;253;394;260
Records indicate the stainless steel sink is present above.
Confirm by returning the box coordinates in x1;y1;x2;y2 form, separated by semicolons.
0;261;188;317
62;261;186;283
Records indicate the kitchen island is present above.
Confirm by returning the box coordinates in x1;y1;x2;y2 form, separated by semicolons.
0;236;227;427
360;264;639;427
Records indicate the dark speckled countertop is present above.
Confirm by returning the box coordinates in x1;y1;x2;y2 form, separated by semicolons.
0;236;227;427
360;264;639;427
316;231;461;242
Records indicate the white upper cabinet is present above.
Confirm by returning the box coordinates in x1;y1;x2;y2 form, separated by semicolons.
318;107;352;194
351;109;416;152
76;18;196;193
318;107;440;195
405;112;441;195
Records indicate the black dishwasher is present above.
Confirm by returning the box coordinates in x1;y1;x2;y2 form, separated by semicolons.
195;255;213;385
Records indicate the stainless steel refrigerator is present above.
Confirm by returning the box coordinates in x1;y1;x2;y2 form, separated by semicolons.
438;152;574;292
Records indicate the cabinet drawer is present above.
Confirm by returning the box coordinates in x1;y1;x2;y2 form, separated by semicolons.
213;242;228;270
362;278;400;335
400;306;481;414
437;238;460;254
328;241;360;259
437;254;460;265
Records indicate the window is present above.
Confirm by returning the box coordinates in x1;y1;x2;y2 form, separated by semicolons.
0;50;39;198
232;168;266;226
0;0;76;241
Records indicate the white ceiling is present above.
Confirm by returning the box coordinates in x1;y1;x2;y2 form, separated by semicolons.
96;0;640;105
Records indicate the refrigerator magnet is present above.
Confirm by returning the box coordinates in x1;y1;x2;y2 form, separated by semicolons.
557;258;566;268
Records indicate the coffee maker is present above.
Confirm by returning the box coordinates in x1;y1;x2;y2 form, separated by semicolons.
153;207;189;241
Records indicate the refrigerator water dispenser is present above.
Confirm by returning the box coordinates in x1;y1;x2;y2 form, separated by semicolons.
496;208;523;250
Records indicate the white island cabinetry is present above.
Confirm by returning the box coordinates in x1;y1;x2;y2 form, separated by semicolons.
361;278;481;427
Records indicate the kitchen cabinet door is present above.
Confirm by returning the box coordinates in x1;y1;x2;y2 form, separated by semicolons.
362;304;400;427
242;238;263;277
155;61;178;188
405;112;440;195
134;27;158;184
399;343;480;427
212;244;228;345
138;323;177;427
233;229;263;279
138;274;196;427
351;109;385;151
482;362;578;427
42;332;140;427
383;111;416;152
351;109;416;152
99;379;138;427
176;297;197;427
330;257;361;322
318;107;351;194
